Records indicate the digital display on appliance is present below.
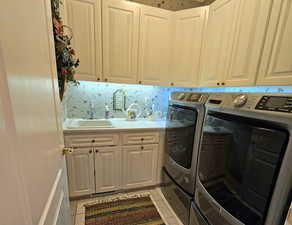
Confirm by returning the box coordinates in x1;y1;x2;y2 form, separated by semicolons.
265;97;288;108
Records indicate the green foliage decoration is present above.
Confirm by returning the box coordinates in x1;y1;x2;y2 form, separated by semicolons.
51;0;79;100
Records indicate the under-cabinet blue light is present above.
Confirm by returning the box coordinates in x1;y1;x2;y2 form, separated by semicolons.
63;81;292;119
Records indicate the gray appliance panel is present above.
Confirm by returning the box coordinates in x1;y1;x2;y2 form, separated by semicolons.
161;169;192;225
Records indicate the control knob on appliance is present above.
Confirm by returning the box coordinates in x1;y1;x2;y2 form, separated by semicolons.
233;94;248;107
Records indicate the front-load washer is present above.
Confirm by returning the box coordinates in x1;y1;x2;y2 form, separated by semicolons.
193;92;292;225
161;92;209;224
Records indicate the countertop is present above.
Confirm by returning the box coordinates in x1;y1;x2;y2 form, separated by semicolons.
63;118;167;133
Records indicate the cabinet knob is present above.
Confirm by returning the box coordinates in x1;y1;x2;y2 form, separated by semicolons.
217;82;220;86
104;78;108;82
92;139;95;143
141;138;144;141
95;150;99;153
141;146;144;150
62;147;73;155
97;77;100;81
89;150;93;154
139;81;142;84
170;82;174;86
221;82;225;86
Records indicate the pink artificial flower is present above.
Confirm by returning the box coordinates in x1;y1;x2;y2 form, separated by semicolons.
61;67;68;76
69;49;75;55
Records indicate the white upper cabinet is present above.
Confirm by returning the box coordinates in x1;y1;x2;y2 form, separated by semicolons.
138;6;172;85
62;0;292;87
257;0;292;85
200;0;239;87
102;0;140;84
95;147;122;193
66;0;102;81
225;0;273;86
169;7;209;87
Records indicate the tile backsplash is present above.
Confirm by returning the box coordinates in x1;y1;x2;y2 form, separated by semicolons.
62;81;193;120
62;81;292;120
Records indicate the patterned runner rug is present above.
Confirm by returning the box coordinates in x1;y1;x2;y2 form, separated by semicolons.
84;194;166;225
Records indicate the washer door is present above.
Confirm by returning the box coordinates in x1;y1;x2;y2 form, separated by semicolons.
164;104;200;193
190;203;209;225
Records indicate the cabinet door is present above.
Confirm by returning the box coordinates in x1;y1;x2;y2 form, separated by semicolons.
199;0;239;87
257;0;292;85
66;147;95;197
123;144;158;189
225;0;272;86
138;6;172;86
170;7;209;87
95;147;122;193
66;0;102;81
102;0;139;84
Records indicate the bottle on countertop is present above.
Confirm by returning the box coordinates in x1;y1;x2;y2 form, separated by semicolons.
105;104;110;119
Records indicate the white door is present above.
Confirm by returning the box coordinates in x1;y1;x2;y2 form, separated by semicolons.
138;6;172;86
199;0;239;87
102;0;139;84
170;7;209;87
95;147;122;193
257;0;292;85
0;0;71;224
67;147;95;197
123;145;158;189
66;0;103;81
225;0;273;86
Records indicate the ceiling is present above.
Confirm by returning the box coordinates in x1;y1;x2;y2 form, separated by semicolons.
129;0;216;11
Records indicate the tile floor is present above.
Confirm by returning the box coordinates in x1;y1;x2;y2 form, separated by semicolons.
70;187;183;225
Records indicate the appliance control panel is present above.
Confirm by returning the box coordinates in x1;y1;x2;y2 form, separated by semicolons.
233;94;248;107
256;96;292;113
177;93;186;100
188;93;202;102
171;92;205;103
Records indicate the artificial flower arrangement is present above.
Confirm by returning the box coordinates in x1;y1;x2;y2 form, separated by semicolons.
51;0;79;100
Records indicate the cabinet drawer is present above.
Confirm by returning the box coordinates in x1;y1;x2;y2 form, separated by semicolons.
122;132;159;145
65;133;119;147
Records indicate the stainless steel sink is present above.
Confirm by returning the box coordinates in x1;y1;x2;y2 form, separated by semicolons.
77;120;113;128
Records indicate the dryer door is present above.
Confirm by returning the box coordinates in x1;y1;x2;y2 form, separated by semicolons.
196;111;289;225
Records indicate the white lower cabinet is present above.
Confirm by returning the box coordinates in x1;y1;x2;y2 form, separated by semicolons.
66;147;95;197
95;147;122;193
65;131;161;197
122;144;158;189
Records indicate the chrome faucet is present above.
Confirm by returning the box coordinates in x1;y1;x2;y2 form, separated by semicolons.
88;102;95;119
